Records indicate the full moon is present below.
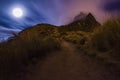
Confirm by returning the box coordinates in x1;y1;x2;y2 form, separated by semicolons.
12;8;23;18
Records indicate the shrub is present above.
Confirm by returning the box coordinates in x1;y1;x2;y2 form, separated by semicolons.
91;19;120;52
86;18;120;64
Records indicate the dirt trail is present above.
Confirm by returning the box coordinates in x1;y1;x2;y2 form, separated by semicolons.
24;41;119;80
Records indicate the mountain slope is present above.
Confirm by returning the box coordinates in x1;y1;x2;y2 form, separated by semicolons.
0;24;61;80
0;13;120;80
59;13;100;33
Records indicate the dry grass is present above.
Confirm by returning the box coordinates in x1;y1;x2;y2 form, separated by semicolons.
0;24;61;79
84;18;120;65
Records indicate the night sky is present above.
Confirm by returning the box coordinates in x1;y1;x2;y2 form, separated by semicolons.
0;0;120;41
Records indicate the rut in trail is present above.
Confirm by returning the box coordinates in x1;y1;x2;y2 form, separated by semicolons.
24;41;119;80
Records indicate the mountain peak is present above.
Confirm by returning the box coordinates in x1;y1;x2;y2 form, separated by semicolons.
67;12;100;32
87;13;94;17
85;13;96;22
73;12;96;22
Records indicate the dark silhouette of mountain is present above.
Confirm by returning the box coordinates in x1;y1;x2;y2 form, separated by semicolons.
59;13;100;32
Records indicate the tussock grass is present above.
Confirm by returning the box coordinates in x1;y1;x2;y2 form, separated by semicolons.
62;31;89;45
0;24;61;79
85;18;120;65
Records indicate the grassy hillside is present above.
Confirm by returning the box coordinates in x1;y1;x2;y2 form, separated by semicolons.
62;17;120;66
0;14;120;79
86;18;120;65
0;24;61;79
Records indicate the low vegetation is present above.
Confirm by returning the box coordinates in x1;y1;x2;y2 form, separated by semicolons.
0;24;61;79
86;18;120;65
62;31;90;45
0;13;120;79
62;17;120;66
